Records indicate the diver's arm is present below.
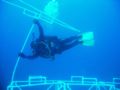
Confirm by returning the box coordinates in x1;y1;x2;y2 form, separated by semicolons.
33;19;44;40
19;53;38;59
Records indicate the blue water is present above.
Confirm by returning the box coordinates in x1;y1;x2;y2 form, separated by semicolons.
0;0;120;90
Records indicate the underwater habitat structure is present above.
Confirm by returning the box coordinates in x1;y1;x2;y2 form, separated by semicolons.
7;76;120;90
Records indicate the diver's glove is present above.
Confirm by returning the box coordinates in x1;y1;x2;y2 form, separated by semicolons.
33;19;39;24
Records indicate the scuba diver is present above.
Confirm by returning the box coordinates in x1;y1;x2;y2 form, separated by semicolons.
19;19;94;60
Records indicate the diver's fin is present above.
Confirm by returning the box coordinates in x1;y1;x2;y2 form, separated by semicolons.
82;39;95;46
78;32;95;46
82;32;94;41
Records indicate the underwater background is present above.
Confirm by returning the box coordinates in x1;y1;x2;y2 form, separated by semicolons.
0;0;120;90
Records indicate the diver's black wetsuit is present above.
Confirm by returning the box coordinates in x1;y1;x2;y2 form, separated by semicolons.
19;20;82;60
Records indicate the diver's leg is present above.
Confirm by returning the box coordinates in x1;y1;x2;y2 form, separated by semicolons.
60;40;82;52
54;36;82;54
61;35;82;44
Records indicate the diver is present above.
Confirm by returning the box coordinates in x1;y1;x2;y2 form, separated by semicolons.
19;19;94;60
